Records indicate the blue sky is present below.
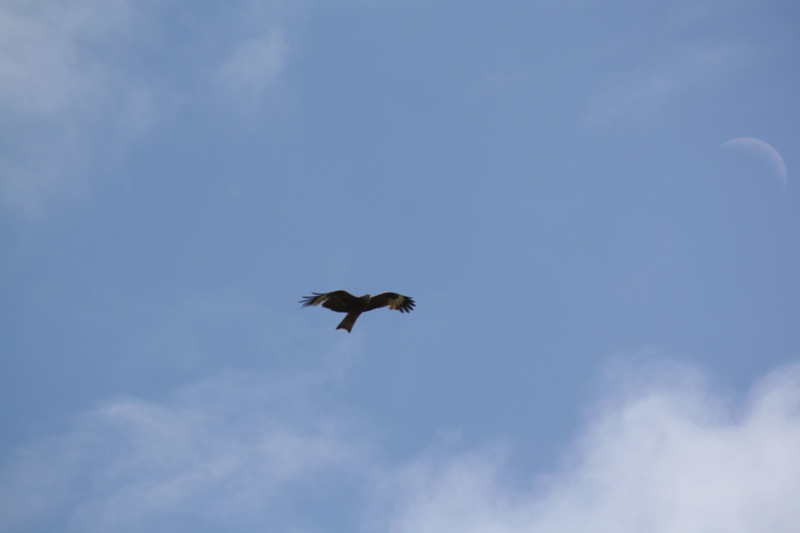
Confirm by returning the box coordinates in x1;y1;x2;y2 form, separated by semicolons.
2;1;799;531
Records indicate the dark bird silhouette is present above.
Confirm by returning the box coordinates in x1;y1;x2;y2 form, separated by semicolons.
300;291;415;332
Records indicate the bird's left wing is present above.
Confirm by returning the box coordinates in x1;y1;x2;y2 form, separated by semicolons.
366;293;415;313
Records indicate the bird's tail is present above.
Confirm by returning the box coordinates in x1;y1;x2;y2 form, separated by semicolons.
336;312;360;333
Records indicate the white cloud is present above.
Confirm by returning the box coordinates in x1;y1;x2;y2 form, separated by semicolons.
4;360;800;532
375;361;800;533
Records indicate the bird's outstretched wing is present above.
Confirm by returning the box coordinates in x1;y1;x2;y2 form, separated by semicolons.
299;291;360;313
365;292;415;313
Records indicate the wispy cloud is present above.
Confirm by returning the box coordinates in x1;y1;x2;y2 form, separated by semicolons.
0;370;368;532
0;0;152;216
3;360;799;532
0;0;129;117
587;44;743;127
213;30;288;107
0;0;290;218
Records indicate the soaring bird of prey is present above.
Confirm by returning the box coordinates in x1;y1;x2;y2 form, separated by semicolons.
300;291;415;332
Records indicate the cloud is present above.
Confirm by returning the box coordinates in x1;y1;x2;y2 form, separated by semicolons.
375;361;800;533
0;0;290;217
0;0;129;117
3;360;800;532
0;0;149;216
587;44;743;126
0;370;369;532
213;30;288;107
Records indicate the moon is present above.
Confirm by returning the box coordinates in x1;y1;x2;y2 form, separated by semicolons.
720;137;788;191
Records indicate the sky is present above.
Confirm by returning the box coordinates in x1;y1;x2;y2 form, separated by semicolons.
1;0;799;531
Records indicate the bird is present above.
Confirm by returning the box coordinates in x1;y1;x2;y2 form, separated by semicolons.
300;290;415;332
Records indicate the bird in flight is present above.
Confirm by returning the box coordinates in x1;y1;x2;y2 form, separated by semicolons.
300;291;415;332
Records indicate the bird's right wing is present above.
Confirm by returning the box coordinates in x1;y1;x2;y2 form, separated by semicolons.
366;293;415;313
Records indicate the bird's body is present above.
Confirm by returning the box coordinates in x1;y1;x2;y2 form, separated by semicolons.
300;290;415;332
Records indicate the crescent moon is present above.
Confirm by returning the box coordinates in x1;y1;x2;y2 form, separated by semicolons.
720;137;788;191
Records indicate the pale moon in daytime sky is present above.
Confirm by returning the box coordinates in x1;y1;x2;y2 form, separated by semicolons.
721;137;788;191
